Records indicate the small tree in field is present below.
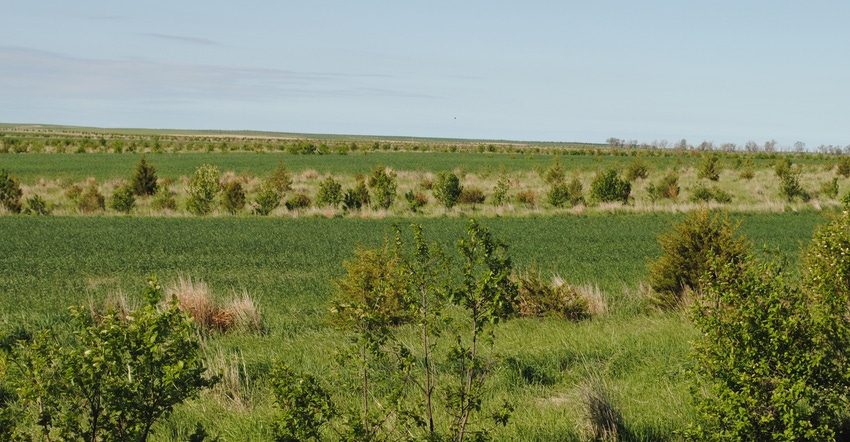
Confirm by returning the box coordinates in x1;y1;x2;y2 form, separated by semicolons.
590;169;630;204
10;277;216;441
110;184;136;214
186;164;220;216
316;176;343;208
433;172;462;209
688;213;850;440
130;156;158;196
221;181;246;214
367;165;397;210
647;209;750;309
253;182;281;216
688;257;834;441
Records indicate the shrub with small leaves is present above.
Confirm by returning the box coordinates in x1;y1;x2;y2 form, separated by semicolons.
0;169;23;213
25;194;50;215
547;182;571;207
697;154;721;181
624;157;649;182
270;365;335;442
78;184;106;213
515;190;537;208
514;268;589;320
221;181;246;214
567;177;585;206
404;190;428;212
739;168;755;180
543;157;566;184
151;187;178;211
459;187;486;207
492;176;511;206
187;164;220;216
110;184;136;214
648;209;750;309
316;176;343;207
252;182;281;216
268;161;293;193
285;193;310;211
647;171;679;201
774;157;792;178
342;181;370;211
367;165;397;210
433;172;462;209
590;169;630;204
779;168;809;202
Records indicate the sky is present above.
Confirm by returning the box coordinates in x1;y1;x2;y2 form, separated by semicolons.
1;1;848;147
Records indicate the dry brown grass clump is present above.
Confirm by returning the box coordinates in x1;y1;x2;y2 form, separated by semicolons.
166;275;262;333
513;269;605;320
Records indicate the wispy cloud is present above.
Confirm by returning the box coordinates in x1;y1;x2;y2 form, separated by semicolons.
0;46;435;103
143;33;218;46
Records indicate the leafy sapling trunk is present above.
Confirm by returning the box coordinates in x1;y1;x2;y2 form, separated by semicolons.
449;219;517;442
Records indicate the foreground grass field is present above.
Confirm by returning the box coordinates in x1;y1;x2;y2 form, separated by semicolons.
0;211;830;440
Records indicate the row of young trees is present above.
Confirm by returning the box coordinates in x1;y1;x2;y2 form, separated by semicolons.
6;153;850;216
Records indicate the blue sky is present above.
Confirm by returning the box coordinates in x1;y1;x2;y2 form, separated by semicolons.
1;1;848;147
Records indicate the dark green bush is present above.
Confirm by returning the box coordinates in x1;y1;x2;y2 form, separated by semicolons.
547;182;570;207
316;176;342;207
130;156;158;196
367;165;397;210
25;194;50;215
342;181;370;211
253;183;281;216
284;193;311;211
590;169;630;204
779;168;809;201
648;209;750;309
0;169;23;213
221;181;246;214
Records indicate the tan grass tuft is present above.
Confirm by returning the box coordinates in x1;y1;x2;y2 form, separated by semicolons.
222;290;263;333
167;275;216;329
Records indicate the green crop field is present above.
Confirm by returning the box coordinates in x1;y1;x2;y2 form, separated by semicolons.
0;210;830;440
